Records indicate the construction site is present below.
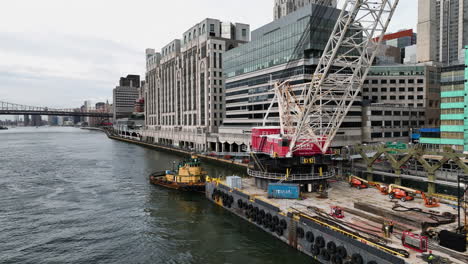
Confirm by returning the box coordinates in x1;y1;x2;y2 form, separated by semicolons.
205;0;468;263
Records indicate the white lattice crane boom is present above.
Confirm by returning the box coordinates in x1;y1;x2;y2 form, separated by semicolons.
267;0;399;157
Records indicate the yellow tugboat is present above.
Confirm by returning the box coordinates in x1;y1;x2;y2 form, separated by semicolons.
149;155;207;192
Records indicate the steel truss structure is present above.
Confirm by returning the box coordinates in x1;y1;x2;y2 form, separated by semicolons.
266;0;399;156
0;101;112;118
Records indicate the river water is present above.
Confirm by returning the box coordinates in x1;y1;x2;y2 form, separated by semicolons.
0;127;310;264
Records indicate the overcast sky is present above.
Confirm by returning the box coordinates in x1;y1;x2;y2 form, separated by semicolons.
0;0;417;109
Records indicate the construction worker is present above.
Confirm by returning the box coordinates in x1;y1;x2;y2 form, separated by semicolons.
427;251;435;264
388;221;394;234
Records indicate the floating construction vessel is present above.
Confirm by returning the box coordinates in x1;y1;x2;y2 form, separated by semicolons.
206;0;467;263
150;155;207;192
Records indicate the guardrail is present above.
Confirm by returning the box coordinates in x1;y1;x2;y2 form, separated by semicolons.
247;168;334;181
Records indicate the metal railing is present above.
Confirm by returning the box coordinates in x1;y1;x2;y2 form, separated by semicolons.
247;168;334;181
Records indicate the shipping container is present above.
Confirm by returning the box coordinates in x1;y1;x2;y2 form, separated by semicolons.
226;176;242;189
267;183;300;199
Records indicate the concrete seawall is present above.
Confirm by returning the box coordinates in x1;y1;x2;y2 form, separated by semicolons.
81;128;248;169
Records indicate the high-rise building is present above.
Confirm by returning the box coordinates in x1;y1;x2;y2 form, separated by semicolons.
113;75;140;120
421;48;468;152
143;19;250;151
48;116;59;126
119;75;140;88
377;29;417;49
362;104;426;143
362;65;441;128
273;0;337;20
31;115;42;126
23;115;30;126
221;3;362;151
372;29;417;64
417;0;468;65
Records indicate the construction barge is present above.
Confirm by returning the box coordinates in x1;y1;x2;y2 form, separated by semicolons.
206;176;466;264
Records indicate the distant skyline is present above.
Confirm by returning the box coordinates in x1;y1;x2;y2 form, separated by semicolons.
0;0;417;108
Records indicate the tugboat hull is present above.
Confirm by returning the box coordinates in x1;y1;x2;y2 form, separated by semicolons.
149;174;205;193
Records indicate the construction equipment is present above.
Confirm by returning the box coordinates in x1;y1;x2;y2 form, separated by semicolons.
330;206;345;218
256;0;399;158
401;231;428;253
388;184;440;207
348;175;388;194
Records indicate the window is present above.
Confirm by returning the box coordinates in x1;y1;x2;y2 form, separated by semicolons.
390;87;396;92
394;111;401;116
385;111;392;115
210;24;215;32
219;53;222;68
408;87;414;92
363;88;369;92
408;95;414;99
399;79;405;84
384;132;392;137
364;96;369;100
399;87;405;92
372;80;378;84
390;79;396;84
408;79;415;84
394;121;401;126
381;96;387;100
242;29;247;37
364;80;369;84
385;121;392;126
213;52;217;68
381;88;387;92
390;96;396;100
394;132;401;137
371;121;383;126
381;80;387;84
417;87;424;92
417;79;424;84
399;96;405;100
372;88;378;92
417;95;423;100
371;132;382;138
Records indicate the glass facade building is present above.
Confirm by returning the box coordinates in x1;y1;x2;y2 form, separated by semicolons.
219;3;363;149
224;5;341;79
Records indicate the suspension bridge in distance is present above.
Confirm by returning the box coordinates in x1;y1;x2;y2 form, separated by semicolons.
0;101;112;118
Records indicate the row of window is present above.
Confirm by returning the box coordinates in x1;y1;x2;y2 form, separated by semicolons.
363;87;424;92
364;79;424;84
371;120;424;127
441;97;464;103
442;108;464;114
370;111;425;116
441;132;464;139
371;131;410;139
441;84;464;92
364;95;424;100
441;120;464;126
